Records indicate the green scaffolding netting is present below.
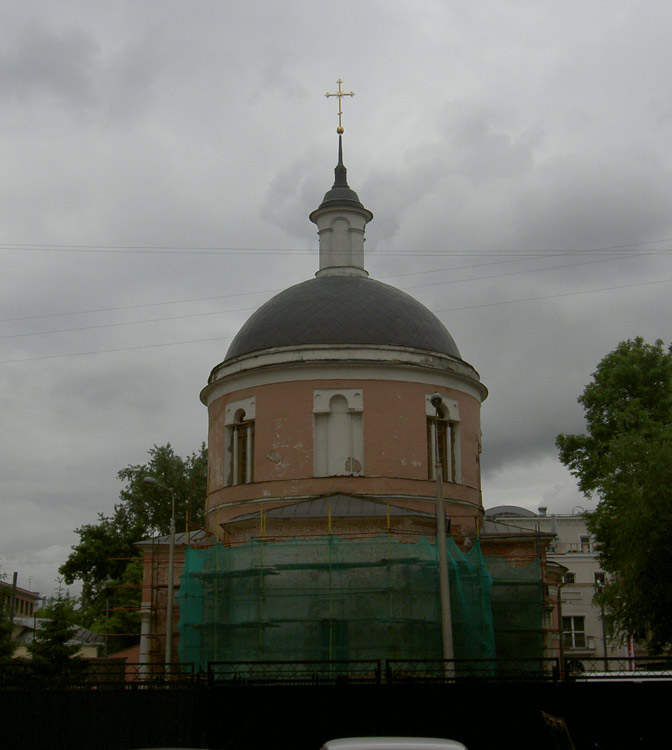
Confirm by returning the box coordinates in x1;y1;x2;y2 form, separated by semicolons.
485;555;545;662
176;534;543;670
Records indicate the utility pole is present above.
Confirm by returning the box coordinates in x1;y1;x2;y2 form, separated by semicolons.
430;393;454;673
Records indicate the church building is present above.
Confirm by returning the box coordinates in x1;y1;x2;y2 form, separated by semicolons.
138;114;561;672
202;134;486;546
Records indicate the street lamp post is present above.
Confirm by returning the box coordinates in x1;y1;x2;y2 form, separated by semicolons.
596;578;608;671
430;392;454;668
143;476;176;671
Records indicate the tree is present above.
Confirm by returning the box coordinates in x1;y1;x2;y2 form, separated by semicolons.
0;571;16;661
28;594;82;666
556;337;672;651
0;609;14;660
59;443;207;648
34;589;81;626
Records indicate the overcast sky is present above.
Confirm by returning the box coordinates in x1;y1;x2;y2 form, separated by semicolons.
2;1;671;597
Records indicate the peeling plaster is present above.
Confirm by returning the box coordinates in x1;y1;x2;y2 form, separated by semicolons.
267;450;290;472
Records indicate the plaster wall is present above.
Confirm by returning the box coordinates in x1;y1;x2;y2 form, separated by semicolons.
206;375;483;523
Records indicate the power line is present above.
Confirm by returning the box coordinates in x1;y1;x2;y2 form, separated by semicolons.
402;252;650;293
1;247;666;326
0;256;555;323
0;334;234;364
1;275;670;365
0;251;653;339
0;289;278;324
0;306;260;341
435;277;672;314
1;238;671;256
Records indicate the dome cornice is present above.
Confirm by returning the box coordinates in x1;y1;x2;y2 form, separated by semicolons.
201;343;487;406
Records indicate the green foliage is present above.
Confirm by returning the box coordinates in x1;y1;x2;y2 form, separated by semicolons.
0;568;17;660
28;596;82;665
93;562;143;652
0;622;13;660
0;589;16;661
58;516;131;609
557;337;672;651
116;442;207;541
59;443;207;650
35;590;81;624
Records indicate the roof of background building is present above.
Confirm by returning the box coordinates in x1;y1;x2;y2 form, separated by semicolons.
0;581;40;598
484;505;538;519
225;275;462;361
12;617;104;647
136;527;214;547
479;518;552;537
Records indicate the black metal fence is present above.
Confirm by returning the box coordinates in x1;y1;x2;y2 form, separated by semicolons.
0;660;196;689
2;655;672;689
207;659;382;685
386;657;559;684
565;655;672;680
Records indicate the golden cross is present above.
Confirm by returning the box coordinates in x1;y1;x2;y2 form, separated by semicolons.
325;79;354;134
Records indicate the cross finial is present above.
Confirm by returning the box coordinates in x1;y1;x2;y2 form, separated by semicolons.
325;79;354;134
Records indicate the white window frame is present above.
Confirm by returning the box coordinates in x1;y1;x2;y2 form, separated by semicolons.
579;535;593;554
224;396;255;486
425;394;461;483
313;389;364;477
562;615;586;649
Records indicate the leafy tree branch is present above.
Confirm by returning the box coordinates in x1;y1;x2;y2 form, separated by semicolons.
557;337;672;651
59;443;207;649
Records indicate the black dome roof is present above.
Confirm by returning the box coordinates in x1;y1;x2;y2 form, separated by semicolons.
225;275;461;360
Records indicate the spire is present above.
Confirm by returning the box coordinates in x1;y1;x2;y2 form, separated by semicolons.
315;136;368;211
309;86;373;278
317;79;368;211
333;135;348;189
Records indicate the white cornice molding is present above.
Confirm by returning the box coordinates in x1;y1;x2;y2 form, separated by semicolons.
201;345;487;406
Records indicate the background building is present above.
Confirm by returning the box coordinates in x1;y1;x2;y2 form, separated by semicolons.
10;617;103;659
485;505;638;667
0;579;40;619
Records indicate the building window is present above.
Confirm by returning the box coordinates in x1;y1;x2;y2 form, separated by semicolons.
313;389;364;477
579;535;592;553
233;414;254;484
594;572;605;586
224;396;255;486
562;615;586;649
425;394;461;483
563;572;576;585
